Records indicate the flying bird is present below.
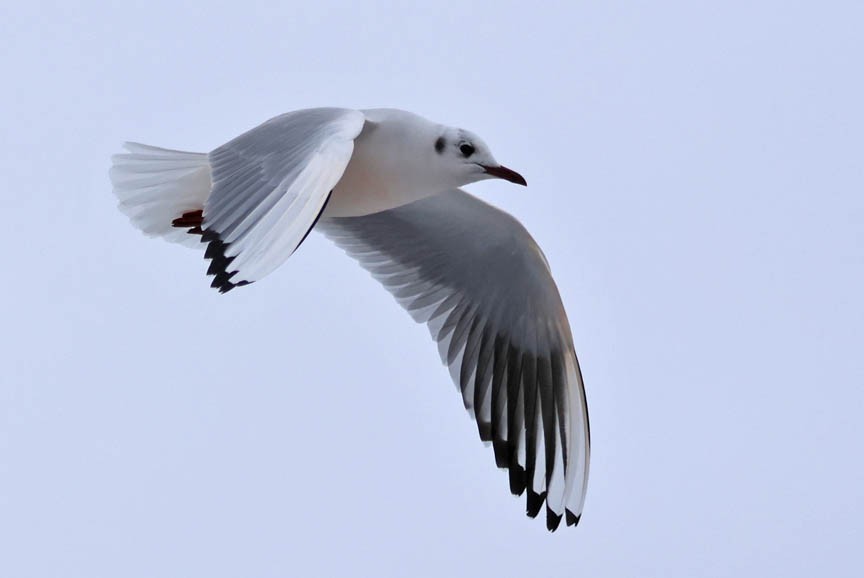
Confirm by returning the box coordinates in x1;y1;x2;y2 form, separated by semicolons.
110;107;590;530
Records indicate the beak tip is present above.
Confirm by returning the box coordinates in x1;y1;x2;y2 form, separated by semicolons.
483;164;528;187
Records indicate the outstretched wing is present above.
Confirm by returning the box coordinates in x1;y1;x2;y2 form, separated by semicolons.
202;108;365;292
318;189;590;530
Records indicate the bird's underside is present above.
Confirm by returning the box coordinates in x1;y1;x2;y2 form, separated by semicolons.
110;107;590;530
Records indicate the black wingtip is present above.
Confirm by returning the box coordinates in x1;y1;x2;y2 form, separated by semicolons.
477;421;493;443
526;490;546;518
508;465;526;496
201;229;252;293
493;439;510;468
565;509;581;527
546;507;563;532
173;211;250;293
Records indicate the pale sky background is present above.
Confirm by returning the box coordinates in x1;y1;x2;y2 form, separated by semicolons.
2;1;863;576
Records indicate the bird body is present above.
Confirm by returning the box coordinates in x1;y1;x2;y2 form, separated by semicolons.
328;108;456;217
110;107;589;531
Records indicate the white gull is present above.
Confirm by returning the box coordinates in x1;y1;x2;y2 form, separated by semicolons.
110;107;590;530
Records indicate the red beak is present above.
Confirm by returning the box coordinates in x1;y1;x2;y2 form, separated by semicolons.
482;164;527;186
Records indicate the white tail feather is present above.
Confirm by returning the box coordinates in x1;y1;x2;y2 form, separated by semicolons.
110;142;212;249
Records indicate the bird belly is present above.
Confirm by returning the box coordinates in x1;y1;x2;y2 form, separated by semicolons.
325;163;444;217
324;164;406;217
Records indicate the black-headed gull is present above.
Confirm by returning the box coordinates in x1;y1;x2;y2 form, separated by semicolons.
110;107;590;531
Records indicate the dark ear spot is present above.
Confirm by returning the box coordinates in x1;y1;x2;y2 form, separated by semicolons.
435;136;446;154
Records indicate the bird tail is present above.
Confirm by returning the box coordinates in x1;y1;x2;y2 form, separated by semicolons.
110;142;212;249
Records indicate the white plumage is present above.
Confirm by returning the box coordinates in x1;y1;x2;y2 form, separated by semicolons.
110;107;589;530
110;143;210;248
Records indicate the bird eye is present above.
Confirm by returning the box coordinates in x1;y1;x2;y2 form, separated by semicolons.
459;143;475;157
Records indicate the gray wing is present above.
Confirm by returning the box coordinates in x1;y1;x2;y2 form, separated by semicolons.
318;189;589;530
203;108;365;291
